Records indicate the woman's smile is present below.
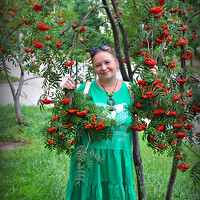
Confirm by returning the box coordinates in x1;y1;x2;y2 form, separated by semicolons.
101;70;110;75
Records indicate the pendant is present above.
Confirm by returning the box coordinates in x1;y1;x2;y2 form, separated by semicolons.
107;97;115;106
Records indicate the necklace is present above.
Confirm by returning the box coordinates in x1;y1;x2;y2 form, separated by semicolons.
99;79;118;111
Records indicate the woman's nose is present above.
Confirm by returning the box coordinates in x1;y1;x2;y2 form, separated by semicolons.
101;63;107;70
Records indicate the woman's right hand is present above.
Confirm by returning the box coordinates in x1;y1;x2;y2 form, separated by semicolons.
63;77;75;90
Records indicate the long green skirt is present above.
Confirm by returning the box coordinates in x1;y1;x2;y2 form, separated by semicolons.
66;147;136;200
66;81;137;199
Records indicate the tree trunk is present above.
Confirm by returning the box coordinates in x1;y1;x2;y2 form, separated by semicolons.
111;0;133;81
166;27;185;198
102;0;130;81
14;63;24;124
165;157;178;200
1;54;24;124
14;94;23;124
132;130;146;200
190;57;193;67
165;139;183;200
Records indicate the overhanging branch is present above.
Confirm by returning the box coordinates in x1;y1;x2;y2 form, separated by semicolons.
0;0;51;46
186;11;200;25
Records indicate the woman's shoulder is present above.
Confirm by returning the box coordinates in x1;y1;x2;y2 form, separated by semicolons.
78;80;96;92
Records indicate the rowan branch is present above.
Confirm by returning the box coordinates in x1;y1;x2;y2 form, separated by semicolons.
23;77;40;83
156;25;176;61
0;0;51;46
186;10;200;25
97;21;110;27
156;40;167;60
59;5;106;38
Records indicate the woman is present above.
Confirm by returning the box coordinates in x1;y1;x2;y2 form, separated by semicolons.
64;44;157;200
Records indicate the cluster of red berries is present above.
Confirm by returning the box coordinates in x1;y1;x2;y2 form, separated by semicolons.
34;40;45;49
149;6;165;18
175;38;188;46
56;41;62;48
33;3;42;11
169;7;179;13
177;164;191;171
169;61;176;69
37;21;49;31
181;50;194;60
64;61;74;66
143;56;157;67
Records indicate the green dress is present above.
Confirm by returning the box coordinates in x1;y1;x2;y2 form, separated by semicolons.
66;80;136;200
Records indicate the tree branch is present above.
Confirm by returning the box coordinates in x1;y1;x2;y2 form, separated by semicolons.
0;19;23;46
1;55;15;97
0;16;10;44
59;5;107;38
97;21;110;28
80;10;95;27
23;77;40;83
132;130;146;200
14;56;24;99
156;40;167;61
165;139;183;200
111;0;133;81
186;10;200;25
0;0;51;46
156;25;175;61
102;0;129;81
75;33;79;88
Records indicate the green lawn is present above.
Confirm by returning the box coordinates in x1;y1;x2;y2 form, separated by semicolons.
185;65;200;74
0;74;20;84
0;105;199;200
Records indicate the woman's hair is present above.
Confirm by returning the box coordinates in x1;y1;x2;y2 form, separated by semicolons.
89;44;117;61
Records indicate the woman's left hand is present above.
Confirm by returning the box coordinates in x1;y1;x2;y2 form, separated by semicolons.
149;65;158;75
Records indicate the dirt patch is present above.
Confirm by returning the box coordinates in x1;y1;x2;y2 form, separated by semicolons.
0;141;29;151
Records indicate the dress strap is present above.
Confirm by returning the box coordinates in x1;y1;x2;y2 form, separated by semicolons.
83;82;91;95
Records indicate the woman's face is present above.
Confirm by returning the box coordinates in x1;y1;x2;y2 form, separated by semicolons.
92;51;119;81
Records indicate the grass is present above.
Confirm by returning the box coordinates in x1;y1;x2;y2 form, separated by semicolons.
0;105;199;200
173;64;200;74
0;105;70;200
0;139;70;200
0;74;20;84
139;138;200;200
185;65;200;74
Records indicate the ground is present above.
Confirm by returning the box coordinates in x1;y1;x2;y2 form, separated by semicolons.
0;141;28;151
